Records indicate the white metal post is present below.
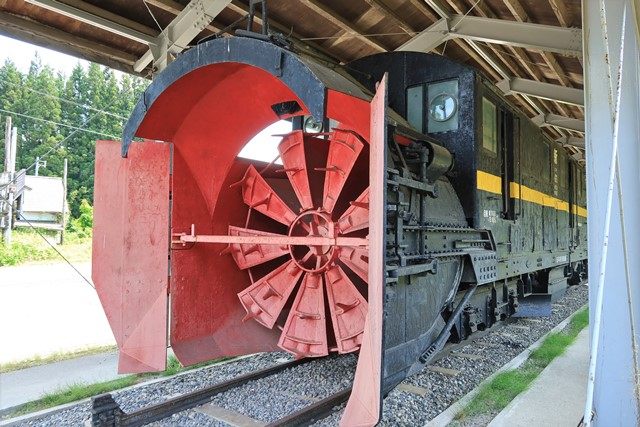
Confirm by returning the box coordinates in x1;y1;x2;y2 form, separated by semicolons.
2;119;16;245
584;0;640;424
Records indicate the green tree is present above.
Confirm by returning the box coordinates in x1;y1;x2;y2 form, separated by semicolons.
0;59;25;164
1;54;148;219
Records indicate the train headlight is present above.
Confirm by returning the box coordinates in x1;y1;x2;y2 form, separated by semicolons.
303;116;323;133
429;93;458;122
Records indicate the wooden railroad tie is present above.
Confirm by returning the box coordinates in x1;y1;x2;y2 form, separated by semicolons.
427;365;461;377
197;404;266;427
397;382;429;396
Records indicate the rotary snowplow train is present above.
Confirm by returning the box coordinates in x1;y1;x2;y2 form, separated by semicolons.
92;34;587;425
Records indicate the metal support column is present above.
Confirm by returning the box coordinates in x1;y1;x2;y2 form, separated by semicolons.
584;0;640;424
2;117;16;245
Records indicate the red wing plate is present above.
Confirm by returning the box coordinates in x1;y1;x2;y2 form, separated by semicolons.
92;140;170;373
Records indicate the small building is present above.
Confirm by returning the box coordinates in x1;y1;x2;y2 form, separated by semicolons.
14;175;67;234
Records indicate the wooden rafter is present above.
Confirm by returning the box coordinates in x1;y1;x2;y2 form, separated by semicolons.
363;0;414;35
298;0;387;51
461;0;575;131
501;0;529;22
225;1;345;63
547;0;571;27
323;9;383;51
405;0;503;80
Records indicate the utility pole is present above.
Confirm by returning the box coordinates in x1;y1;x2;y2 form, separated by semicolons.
3;116;16;246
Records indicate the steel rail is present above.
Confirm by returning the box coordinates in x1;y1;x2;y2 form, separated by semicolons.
90;358;308;427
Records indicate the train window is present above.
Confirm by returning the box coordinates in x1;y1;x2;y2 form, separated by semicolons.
427;80;459;133
541;143;551;180
482;97;497;153
407;85;424;132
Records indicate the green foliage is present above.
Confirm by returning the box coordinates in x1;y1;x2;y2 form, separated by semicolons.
68;199;93;238
11;355;233;416
0;345;117;373
0;229;92;266
16;376;139;415
456;307;589;420
0;56;148;219
463;366;539;416
0;237;56;266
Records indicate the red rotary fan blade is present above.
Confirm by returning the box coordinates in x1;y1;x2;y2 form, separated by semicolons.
237;260;304;328
324;265;368;354
278;273;329;357
231;129;370;360
241;165;297;226
336;187;369;234
338;246;369;283
278;131;314;211
320;130;364;213
226;226;290;270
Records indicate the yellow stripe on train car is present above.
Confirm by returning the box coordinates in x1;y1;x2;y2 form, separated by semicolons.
477;171;586;217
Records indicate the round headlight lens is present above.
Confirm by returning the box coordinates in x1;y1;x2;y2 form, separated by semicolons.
429;93;458;122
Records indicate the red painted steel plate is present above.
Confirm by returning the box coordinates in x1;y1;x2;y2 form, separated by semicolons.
341;74;388;426
92;140;170;373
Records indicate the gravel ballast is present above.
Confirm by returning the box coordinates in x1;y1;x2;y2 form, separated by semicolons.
9;284;588;427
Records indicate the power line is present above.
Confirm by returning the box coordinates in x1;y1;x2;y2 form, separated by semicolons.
0;112;101;191
16;213;95;289
0;78;129;121
0;108;119;139
1;113;102;287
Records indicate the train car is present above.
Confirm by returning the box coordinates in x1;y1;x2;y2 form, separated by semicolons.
91;34;586;426
345;52;587;338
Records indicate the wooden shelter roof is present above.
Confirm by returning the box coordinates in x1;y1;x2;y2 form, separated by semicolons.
0;0;584;154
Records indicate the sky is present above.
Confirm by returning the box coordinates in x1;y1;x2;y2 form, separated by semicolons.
0;34;289;162
0;34;91;76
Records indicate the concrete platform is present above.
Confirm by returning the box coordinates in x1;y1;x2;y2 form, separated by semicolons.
0;262;115;364
0;351;121;411
489;327;589;427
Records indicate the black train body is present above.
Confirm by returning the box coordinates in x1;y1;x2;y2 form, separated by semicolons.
341;51;587;385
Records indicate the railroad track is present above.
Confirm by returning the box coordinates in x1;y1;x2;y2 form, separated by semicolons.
88;311;551;427
90;358;351;427
5;285;587;427
89;331;501;427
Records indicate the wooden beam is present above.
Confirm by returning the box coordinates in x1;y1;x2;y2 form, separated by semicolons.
145;0;223;33
501;0;529;23
406;0;503;81
62;0;159;37
323;9;383;51
363;0;415;35
406;0;439;21
0;10;139;75
466;0;574;117
547;0;571;27
299;0;387;51
226;1;344;63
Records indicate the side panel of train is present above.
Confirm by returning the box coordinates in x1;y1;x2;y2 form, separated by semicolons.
474;79;587;283
346;52;587;339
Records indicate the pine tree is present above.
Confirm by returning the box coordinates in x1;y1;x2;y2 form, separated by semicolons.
0;59;24;164
0;54;149;219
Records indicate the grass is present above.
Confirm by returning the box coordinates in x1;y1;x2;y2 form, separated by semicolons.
15;376;139;415
0;345;117;374
8;355;231;417
456;307;589;420
0;229;92;267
